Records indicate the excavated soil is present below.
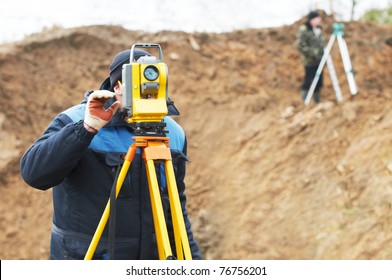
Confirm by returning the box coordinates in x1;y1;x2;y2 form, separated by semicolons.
1;16;392;259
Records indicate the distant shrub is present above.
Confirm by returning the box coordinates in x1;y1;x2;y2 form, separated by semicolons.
360;5;392;24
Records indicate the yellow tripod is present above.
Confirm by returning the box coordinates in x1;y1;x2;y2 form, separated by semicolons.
84;136;192;260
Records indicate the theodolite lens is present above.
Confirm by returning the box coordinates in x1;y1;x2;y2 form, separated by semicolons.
144;65;159;81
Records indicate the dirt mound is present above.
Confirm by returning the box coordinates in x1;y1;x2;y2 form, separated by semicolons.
1;18;392;259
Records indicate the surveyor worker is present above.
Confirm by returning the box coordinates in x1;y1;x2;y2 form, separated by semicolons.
296;11;325;104
20;49;201;260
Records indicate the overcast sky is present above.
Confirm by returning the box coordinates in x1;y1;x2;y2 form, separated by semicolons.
1;0;390;43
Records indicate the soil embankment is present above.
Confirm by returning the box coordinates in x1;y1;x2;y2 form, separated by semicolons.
1;18;392;259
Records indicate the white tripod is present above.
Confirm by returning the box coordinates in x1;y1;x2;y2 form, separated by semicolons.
304;23;358;105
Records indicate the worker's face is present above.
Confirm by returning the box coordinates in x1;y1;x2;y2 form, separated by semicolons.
113;83;123;109
310;16;322;27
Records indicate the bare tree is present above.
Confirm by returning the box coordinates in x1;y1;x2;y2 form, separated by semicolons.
328;0;358;21
328;0;339;20
329;0;334;17
351;0;358;21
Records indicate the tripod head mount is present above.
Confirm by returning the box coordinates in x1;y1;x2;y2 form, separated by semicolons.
333;23;345;36
130;121;168;137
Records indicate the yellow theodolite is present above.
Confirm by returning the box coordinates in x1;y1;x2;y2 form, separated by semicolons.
84;43;192;260
122;43;168;124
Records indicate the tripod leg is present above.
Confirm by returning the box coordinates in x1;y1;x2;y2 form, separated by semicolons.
305;35;336;105
337;35;358;95
326;54;343;102
84;143;137;260
165;160;192;260
145;158;173;260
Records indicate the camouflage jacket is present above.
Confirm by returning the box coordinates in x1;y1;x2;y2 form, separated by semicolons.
296;24;325;66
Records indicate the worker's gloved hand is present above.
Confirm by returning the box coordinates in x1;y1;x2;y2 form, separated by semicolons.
84;90;120;133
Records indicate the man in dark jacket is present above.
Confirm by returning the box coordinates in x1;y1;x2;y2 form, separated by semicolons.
20;49;201;260
296;11;325;104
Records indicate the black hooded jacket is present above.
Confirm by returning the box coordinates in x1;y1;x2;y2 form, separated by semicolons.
20;79;200;260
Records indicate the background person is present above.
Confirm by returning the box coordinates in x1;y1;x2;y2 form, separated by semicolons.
296;11;325;104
